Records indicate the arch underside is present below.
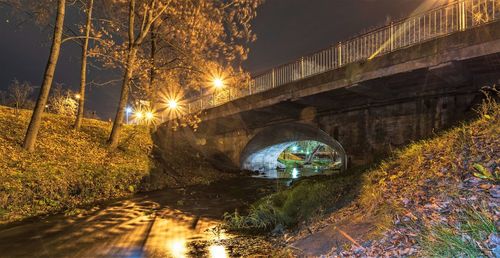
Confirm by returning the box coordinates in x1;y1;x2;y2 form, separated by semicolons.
240;123;347;172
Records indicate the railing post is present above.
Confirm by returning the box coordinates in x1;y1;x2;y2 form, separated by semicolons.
337;42;342;67
272;68;276;87
459;0;466;31
390;21;394;51
300;57;304;78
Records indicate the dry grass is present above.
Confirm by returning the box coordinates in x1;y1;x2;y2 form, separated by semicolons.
357;90;499;231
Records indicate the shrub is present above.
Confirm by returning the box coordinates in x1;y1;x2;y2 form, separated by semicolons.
223;174;359;232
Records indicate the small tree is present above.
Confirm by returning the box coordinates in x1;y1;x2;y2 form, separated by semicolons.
0;90;7;106
8;79;34;112
48;84;78;117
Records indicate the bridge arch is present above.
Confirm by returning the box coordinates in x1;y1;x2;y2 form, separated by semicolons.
240;123;347;172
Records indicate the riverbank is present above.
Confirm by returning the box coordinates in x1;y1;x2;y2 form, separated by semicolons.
292;94;499;256
224;91;499;256
0;106;232;224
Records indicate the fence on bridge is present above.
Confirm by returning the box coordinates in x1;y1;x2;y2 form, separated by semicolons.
186;0;500;114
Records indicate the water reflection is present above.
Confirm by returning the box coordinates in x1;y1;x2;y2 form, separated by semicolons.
167;239;187;258
209;245;228;258
292;167;299;179
254;166;341;179
0;178;276;258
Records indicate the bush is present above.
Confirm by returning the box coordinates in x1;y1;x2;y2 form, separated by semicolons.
223;174;359;232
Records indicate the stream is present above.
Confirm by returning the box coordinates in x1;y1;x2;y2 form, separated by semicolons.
0;168;335;258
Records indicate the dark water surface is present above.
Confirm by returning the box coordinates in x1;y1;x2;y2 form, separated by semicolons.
254;166;341;179
0;177;279;258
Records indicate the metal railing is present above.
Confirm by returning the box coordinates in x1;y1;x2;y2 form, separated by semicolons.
186;0;500;114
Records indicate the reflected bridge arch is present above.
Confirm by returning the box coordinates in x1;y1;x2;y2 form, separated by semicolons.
240;123;347;172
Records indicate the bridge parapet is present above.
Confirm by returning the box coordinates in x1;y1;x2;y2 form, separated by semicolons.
185;0;500;114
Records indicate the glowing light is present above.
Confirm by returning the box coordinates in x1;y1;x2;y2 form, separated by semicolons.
291;146;298;152
167;239;187;258
75;94;81;100
167;99;178;109
209;245;227;258
292;167;299;179
213;77;224;89
145;111;154;120
125;107;133;113
135;111;144;120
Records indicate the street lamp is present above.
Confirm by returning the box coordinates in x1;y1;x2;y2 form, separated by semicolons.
145;111;154;121
125;107;133;124
213;77;224;89
135;111;144;124
167;99;178;110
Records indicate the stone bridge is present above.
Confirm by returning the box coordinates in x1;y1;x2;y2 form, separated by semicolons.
156;6;500;172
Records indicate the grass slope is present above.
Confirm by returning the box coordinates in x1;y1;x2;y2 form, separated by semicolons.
0;106;152;223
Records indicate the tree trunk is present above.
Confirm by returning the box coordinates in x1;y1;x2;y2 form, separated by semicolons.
108;0;136;149
108;46;138;148
23;0;66;152
304;145;321;165
149;24;158;109
74;0;94;131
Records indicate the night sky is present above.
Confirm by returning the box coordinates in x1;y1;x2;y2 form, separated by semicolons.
0;0;431;119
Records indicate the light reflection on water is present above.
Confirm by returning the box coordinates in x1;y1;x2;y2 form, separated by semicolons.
0;177;276;258
209;245;228;258
166;239;187;258
254;166;340;179
144;210;231;257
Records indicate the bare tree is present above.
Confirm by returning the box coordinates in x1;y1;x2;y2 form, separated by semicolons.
8;79;34;112
23;0;66;151
73;0;94;130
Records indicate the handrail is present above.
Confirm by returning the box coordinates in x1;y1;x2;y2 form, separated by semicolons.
186;0;500;115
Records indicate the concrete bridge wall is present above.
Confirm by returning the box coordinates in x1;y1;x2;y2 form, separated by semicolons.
156;90;482;170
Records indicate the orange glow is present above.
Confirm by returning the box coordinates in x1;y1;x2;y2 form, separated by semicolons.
167;99;178;109
213;77;224;89
145;111;154;120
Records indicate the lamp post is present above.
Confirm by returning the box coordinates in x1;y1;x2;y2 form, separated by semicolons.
134;110;143;125
167;99;178;110
145;111;154;124
125;107;132;124
213;77;224;89
212;77;224;106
